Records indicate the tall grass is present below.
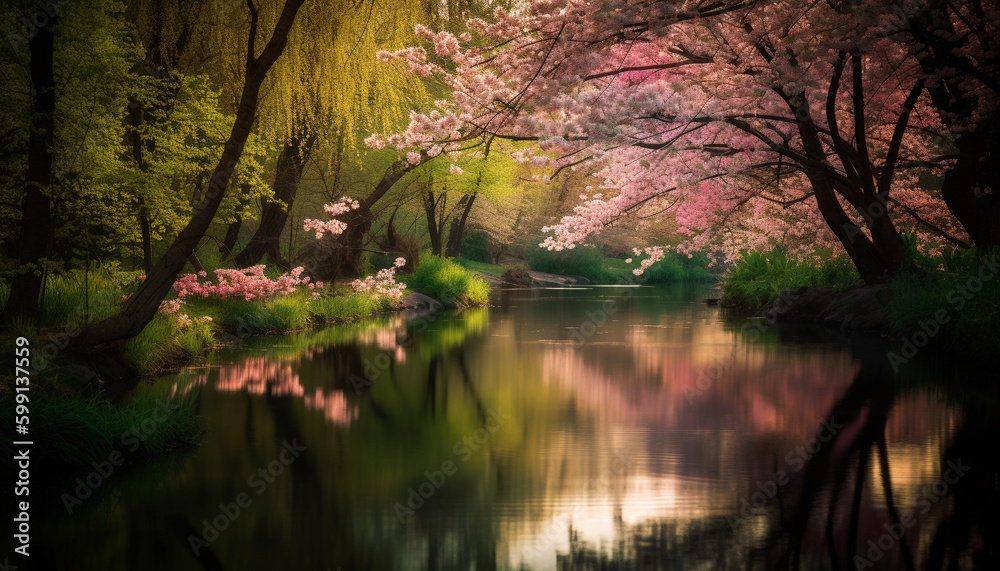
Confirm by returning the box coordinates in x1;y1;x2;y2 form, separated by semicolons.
38;270;130;327
307;292;385;322
722;250;859;310
0;384;201;470
408;252;491;306
122;314;185;374
889;248;1000;356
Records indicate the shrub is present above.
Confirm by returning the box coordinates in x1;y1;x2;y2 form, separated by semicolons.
408;252;491;306
889;249;1000;356
722;250;860;310
526;243;617;283
642;251;714;283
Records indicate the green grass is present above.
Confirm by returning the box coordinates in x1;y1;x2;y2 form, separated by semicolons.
455;257;506;276
721;249;859;310
122;313;187;374
642;251;716;284
888;250;1000;356
307;291;386;322
0;384;201;470
526;243;716;284
408;252;491;307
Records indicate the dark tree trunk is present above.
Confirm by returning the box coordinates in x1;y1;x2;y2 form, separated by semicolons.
234;131;314;268
221;218;243;255
71;0;307;349
790;102;899;282
332;158;423;276
444;192;476;258
3;5;56;322
911;2;1000;251
424;188;443;256
940;122;1000;250
127;95;155;273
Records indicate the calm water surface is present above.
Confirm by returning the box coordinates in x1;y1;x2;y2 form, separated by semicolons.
28;285;998;570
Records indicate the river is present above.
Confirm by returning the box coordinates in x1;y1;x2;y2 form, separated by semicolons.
28;284;997;570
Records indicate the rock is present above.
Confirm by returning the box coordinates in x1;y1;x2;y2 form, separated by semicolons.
526;270;582;287
500;269;532;286
564;275;592;285
399;292;444;312
759;284;891;332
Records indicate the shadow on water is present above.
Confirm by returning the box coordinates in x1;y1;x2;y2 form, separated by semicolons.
554;337;998;571
16;286;999;571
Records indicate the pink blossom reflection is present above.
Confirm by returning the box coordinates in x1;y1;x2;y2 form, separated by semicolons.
214;357;305;396
304;387;358;425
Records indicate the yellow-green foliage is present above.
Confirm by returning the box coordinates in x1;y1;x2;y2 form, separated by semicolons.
122;314;185;374
408;252;491;307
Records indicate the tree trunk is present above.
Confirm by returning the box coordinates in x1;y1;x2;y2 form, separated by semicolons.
445;192;476;258
234;130;314;268
127;95;156;273
424;188;443;256
911;2;1000;251
221;218;242;255
71;0;307;349
3;5;56;322
791;102;895;282
940;118;1000;251
332;158;423;276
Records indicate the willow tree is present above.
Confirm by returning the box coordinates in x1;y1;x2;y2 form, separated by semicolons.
72;0;306;348
232;0;433;268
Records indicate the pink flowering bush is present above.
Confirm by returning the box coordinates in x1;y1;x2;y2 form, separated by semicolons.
172;266;323;303
302;197;360;239
154;266;325;316
351;257;408;303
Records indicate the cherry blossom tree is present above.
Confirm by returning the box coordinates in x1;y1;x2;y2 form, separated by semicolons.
370;0;992;281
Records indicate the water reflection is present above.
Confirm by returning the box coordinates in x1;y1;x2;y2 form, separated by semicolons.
27;285;996;571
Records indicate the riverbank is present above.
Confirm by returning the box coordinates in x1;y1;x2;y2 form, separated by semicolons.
721;249;1000;358
0;255;490;473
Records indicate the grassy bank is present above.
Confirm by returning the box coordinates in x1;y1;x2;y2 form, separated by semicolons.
888;249;999;356
409;252;491;307
526;244;716;284
721;250;859;310
3;257;489;378
719;246;1000;357
121;288;396;375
